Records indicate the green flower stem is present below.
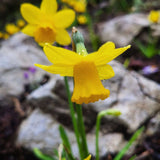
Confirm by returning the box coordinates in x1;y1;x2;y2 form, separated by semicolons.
95;109;121;160
64;77;83;160
76;104;89;158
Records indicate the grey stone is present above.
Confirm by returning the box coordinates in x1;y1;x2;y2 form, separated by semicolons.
16;108;127;157
0;33;52;96
92;61;160;132
97;13;149;46
145;111;160;136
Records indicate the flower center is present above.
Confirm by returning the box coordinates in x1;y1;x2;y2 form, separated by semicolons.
34;27;56;43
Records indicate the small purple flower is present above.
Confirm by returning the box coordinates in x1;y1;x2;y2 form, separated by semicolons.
63;46;70;50
142;65;159;75
24;72;29;79
29;67;37;74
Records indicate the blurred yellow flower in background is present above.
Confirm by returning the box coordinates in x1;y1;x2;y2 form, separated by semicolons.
0;32;3;39
148;10;160;23
5;23;19;35
17;19;25;28
77;15;87;24
20;0;75;45
73;1;86;13
35;42;130;104
61;0;86;13
3;33;9;39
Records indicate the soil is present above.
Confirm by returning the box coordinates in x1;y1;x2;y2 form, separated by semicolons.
0;97;39;160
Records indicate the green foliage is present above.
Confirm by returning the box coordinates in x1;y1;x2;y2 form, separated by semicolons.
110;0;133;12
33;148;56;160
123;58;130;69
129;155;137;160
33;146;68;160
59;125;75;160
132;0;143;11
113;126;144;160
135;40;160;58
95;109;122;160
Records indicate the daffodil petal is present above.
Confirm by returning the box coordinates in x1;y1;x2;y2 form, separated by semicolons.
35;64;73;76
84;155;91;160
88;42;131;65
20;3;43;24
56;29;71;45
98;45;131;64
21;24;36;36
97;64;115;80
40;0;57;16
43;44;82;65
98;41;115;53
53;9;75;28
86;41;115;61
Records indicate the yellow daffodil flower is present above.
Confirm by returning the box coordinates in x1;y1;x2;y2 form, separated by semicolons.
148;10;160;23
0;32;3;39
20;0;75;45
73;1;86;13
35;42;130;104
5;23;19;35
84;154;91;160
77;15;87;24
67;0;76;7
3;33;9;39
17;19;25;28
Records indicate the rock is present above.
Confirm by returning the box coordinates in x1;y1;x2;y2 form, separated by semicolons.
16;109;74;155
16;108;127;157
97;13;149;46
92;61;160;133
0;33;52;96
145;111;160;136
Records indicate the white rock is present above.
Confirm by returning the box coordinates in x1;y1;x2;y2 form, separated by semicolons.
0;33;51;96
97;13;149;46
17;109;127;157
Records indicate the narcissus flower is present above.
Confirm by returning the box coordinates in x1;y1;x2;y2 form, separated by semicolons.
3;33;9;39
5;23;19;35
73;1;86;13
17;19;25;28
77;15;87;24
0;32;3;39
148;10;160;23
35;42;130;104
20;0;75;45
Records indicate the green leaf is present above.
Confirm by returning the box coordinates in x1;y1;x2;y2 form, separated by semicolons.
129;155;137;160
33;148;56;160
59;125;75;160
113;126;144;160
135;40;157;58
95;109;121;160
